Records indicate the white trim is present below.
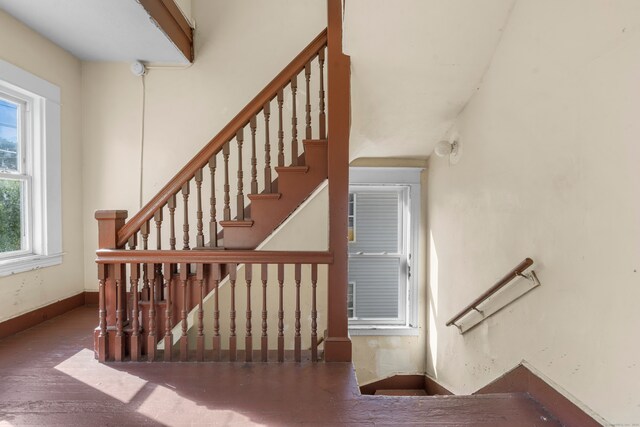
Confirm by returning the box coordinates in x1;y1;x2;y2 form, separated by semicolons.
0;253;63;277
0;59;60;103
349;326;420;336
350;167;422;185
0;59;62;275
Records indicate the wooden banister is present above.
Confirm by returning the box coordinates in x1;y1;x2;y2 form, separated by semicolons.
446;258;534;327
116;29;328;248
97;249;333;265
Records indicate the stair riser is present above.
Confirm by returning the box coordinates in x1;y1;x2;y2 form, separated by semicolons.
223;141;327;249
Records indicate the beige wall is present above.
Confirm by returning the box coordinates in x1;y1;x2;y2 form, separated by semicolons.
81;0;326;291
349;158;428;385
427;0;640;423
0;11;84;322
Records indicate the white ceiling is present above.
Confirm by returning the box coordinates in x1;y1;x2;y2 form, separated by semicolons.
0;0;189;63
344;0;515;159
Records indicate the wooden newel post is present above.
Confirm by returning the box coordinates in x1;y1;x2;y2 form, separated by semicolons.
95;210;128;361
325;0;352;362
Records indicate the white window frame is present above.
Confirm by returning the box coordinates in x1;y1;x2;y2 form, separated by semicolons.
347;192;356;242
348;167;422;336
0;59;62;277
0;91;31;257
347;281;356;319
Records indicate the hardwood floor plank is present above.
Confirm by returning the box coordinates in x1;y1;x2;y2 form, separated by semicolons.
0;307;560;426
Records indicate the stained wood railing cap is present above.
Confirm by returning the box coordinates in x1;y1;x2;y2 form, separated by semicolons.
95;210;128;220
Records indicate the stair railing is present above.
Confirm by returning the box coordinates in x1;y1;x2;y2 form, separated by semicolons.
96;247;332;362
114;29;328;251
446;258;541;333
94;30;333;363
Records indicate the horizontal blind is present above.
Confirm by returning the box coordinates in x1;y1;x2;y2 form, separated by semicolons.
348;191;399;254
349;257;400;318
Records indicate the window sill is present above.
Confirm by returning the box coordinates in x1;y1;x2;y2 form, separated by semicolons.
349;326;420;336
0;253;63;277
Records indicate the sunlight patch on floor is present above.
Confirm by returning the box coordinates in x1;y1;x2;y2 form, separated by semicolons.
54;348;147;404
137;384;266;426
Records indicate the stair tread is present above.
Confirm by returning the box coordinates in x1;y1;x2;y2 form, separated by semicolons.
275;166;309;173
375;389;428;396
248;192;282;201
303;139;327;146
220;220;254;227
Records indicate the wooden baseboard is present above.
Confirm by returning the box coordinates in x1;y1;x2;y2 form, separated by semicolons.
0;292;96;340
474;364;602;427
84;291;98;306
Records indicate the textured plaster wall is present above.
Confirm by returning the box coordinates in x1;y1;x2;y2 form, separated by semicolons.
0;10;84;322
427;1;640;423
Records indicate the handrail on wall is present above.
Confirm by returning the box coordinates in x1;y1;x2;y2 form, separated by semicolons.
445;258;539;328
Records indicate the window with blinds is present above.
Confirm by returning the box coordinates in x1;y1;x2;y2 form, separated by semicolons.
348;185;409;325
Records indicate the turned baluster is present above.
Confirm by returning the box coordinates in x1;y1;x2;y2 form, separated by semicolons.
318;48;326;139
130;263;141;361
311;264;318;362
153;209;164;300
163;262;173;362
182;183;190;250
147;263;157;361
294;263;302;362
114;263;125;361
208;156;218;247
245;263;253;362
212;263;221;361
180;263;189;362
290;75;299;166
305;62;312;140
261;263;269;362
141;220;150;250
196;263;205;362
223;142;231;221
168;194;177;250
154;208;163;250
278;263;285;362
236;129;245;221
97;265;108;362
277;89;284;167
179;263;189;361
195;169;204;248
128;234;137;250
229;263;237;362
141;221;150;300
250;117;258;195
263;103;272;193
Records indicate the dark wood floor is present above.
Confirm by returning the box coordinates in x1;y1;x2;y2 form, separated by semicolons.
0;307;560;426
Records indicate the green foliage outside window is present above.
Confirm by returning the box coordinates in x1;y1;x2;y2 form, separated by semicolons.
0;179;21;252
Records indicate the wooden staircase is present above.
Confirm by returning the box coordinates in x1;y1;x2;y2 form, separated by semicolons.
221;139;327;249
92;24;345;364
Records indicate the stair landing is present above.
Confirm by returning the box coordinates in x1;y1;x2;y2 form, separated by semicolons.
0;307;560;426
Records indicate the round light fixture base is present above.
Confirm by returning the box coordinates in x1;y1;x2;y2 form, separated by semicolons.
130;61;146;77
434;140;459;158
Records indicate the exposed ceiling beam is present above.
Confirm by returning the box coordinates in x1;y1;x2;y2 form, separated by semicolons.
139;0;193;63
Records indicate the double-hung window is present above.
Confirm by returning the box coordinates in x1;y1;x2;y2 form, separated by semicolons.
0;59;62;276
348;167;422;334
1;90;30;256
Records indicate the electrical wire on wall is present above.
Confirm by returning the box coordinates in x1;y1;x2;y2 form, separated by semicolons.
138;73;146;209
130;60;147;209
131;60;192;209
